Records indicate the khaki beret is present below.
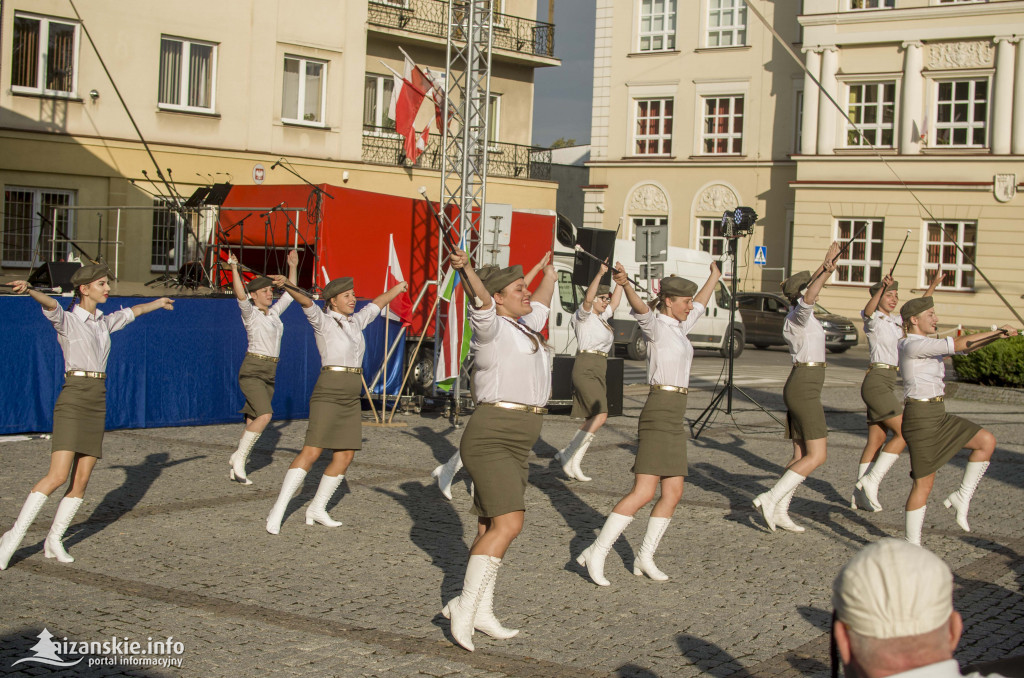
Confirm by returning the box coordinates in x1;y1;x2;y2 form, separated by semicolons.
246;276;273;293
781;270;811;300
482;265;524;296
596;284;612;297
660;276;698;298
900;296;933;320
869;280;899;296
69;263;109;287
323;277;354;300
833;538;953;639
463;265;499;301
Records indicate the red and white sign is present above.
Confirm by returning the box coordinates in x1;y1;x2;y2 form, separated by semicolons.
252;164;266;185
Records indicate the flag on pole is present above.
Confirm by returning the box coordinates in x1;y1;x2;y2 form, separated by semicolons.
385;51;435;163
435;268;472;391
385;234;413;326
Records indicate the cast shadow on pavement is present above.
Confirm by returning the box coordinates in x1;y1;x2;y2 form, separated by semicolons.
402;424;473;498
673;633;762;678
64;451;204;551
245;419;289;477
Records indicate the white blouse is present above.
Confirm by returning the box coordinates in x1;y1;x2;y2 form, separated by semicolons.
784;298;826;364
633;303;705;388
862;310;902;366
470;302;552;408
571;305;614;354
43;304;135;373
238;294;293;358
303;302;381;368
898;334;955;400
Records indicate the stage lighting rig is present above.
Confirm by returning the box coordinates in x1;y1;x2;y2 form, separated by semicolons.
721;206;759;238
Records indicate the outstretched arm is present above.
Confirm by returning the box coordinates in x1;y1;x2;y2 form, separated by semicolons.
131;298;174;317
372;281;409;310
955;324;1019;353
272;274;313;308
582;263;608;312
923;263;942;298
8;281;58;310
227;253;247;302
863;274;893;317
286;249;299;287
531;256;556;309
614;262;649;314
609;281;623;313
694;261;722;309
452;249;492;310
524;251;551;287
803;241;840;306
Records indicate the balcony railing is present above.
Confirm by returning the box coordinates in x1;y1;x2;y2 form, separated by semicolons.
362;126;552;181
367;0;555;60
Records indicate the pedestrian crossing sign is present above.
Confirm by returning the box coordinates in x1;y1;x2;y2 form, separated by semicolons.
754;246;767;266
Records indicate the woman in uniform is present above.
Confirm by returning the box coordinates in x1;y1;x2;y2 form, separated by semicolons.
898;296;1016;545
227;250;298;484
265;275;407;534
554;263;622;481
441;248;555;652
851;269;939;511
576;261;721;586
753;241;840;533
0;266;174;570
430;254;551;500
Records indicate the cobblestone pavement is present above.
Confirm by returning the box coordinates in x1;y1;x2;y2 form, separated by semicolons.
1;381;1022;677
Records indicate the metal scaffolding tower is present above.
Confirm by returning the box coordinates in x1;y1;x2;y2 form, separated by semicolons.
434;0;494;422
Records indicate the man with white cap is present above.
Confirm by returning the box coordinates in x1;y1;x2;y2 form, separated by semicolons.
832;538;1006;678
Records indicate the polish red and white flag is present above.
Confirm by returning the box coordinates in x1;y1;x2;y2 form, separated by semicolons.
384;234;414;327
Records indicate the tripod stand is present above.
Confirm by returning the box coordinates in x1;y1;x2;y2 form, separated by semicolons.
690;236;784;439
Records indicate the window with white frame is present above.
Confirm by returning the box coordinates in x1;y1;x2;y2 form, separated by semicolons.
282;56;327;125
639;0;676;52
158;36;216;112
702;95;744;154
849;0;894;8
846;82;896;147
934;79;988;148
698;217;728;257
925;221;975;290
2;187;75;268
151;200;185;272
630;216;667;244
634;99;674;156
363;74;396;133
488;94;500;143
794;89;804;154
706;0;746;48
11;13;79;96
834;218;884;284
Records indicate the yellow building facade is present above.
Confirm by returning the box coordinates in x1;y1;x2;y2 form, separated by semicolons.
0;0;558;284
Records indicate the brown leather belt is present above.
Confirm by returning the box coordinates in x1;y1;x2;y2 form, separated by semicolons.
66;370;106;379
869;362;898;371
651;384;688;394
577;350;609;357
478;401;547;415
906;396;943;403
246;352;280;363
321;366;362;374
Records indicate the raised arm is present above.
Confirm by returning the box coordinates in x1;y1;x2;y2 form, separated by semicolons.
955;324;1019;353
131;297;175;317
609;281;623;313
531;255;556;309
9;280;59;310
524;251;551;287
582;263;608;312
863;274;894;317
272;274;313;308
803;241;840;306
286;249;299;287
452;249;492;310
923;263;942;298
694;261;722;309
227;253;247;302
613;262;649;315
372;281;409;310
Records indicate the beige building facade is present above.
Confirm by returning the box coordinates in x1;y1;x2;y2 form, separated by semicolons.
1;0;557;284
587;0;1024;331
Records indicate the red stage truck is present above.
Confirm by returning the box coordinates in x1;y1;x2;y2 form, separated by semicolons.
215;184;557;394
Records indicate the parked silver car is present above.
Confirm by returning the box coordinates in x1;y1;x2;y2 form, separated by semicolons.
736;292;859;353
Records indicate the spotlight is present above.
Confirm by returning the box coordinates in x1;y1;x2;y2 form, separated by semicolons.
721;207;758;238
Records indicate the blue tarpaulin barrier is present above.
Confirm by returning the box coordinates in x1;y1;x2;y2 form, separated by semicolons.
0;296;405;434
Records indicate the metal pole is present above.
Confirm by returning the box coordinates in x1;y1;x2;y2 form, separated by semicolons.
114;209;121;279
726;238;739;413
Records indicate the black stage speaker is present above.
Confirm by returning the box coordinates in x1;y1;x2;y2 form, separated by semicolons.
572;227;617;287
28;262;81;290
550;355;624;417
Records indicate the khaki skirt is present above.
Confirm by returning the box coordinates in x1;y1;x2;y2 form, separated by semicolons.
570;352;608;419
52;376;107;458
784;365;827;441
238;354;277;419
633;389;688;477
861;367;902;424
902;400;980;479
460;405;544;518
303;371;363;451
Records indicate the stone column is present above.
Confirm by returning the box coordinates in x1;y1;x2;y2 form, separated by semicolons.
900;41;924;155
801;48;821;155
993;37;1017;155
817;47;839;155
1014;38;1024;154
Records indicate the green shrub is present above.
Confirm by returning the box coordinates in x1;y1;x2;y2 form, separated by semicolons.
952;335;1024;388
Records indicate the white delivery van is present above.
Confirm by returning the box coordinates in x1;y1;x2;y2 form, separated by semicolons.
548;232;743;360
